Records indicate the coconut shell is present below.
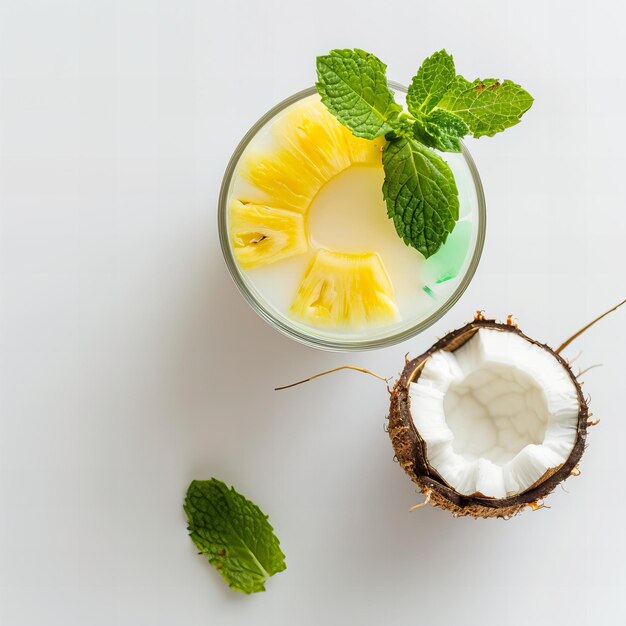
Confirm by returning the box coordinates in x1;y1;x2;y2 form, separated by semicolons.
388;318;589;519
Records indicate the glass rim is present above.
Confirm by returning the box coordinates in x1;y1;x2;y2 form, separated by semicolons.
218;82;486;352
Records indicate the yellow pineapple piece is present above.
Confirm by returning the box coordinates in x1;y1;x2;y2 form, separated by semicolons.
239;98;355;214
275;99;352;181
339;125;385;165
290;249;398;327
241;145;325;214
229;200;307;269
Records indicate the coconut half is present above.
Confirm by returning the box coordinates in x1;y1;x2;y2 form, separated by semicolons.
388;316;589;518
277;300;624;518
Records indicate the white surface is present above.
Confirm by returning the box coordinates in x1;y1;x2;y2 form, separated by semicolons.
0;1;624;624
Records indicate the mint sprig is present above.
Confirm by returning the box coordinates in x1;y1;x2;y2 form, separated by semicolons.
315;48;533;258
185;478;286;594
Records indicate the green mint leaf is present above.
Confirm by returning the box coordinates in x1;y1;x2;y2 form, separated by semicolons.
406;49;456;115
414;125;461;153
316;49;402;139
436;76;533;138
382;136;459;258
414;110;469;153
426;110;469;138
184;479;286;594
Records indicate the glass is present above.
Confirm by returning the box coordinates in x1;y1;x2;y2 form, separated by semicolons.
218;83;486;351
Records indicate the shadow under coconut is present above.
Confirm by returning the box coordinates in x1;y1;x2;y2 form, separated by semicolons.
333;406;525;582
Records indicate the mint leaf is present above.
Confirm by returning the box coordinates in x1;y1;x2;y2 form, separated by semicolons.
316;49;401;139
426;110;469;137
382;137;459;258
184;479;286;594
414;110;469;153
406;49;456;115
436;76;533;138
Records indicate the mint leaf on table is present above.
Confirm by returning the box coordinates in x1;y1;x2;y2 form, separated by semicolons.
316;49;402;139
436;76;534;138
382;136;459;258
406;49;456;115
184;479;286;594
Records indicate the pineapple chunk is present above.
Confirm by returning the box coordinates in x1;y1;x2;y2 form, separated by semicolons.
230;200;307;269
276;99;352;181
240;98;356;214
340;126;385;165
241;146;325;214
290;249;398;327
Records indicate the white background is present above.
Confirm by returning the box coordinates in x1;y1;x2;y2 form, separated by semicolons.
0;1;625;624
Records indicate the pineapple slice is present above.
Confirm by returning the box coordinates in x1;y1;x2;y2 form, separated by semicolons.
239;98;355;214
241;145;325;214
229;200;307;269
276;99;352;181
340;126;385;165
290;249;398;327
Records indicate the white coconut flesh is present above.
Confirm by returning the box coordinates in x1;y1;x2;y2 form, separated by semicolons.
408;329;580;499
